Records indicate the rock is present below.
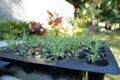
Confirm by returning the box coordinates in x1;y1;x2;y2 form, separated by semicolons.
0;75;22;80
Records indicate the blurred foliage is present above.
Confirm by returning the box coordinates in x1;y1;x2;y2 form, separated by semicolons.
0;20;30;40
0;0;120;40
46;17;88;36
73;0;120;29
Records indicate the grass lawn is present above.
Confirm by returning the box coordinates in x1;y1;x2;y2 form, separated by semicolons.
97;31;120;80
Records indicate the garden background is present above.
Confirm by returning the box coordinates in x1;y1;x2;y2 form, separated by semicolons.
0;0;120;80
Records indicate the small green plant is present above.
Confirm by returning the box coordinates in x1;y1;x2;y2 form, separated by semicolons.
15;32;30;56
18;44;29;56
87;41;102;63
4;35;17;52
46;36;65;61
7;41;16;50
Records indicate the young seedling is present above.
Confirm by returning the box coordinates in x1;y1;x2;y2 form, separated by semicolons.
87;41;102;63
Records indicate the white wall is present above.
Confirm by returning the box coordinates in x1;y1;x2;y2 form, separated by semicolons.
0;0;74;25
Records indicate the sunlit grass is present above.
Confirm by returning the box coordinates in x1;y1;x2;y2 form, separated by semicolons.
97;31;120;80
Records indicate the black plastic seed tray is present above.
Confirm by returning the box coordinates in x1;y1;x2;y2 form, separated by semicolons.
0;42;120;74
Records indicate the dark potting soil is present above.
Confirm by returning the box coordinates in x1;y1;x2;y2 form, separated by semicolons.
86;59;109;66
